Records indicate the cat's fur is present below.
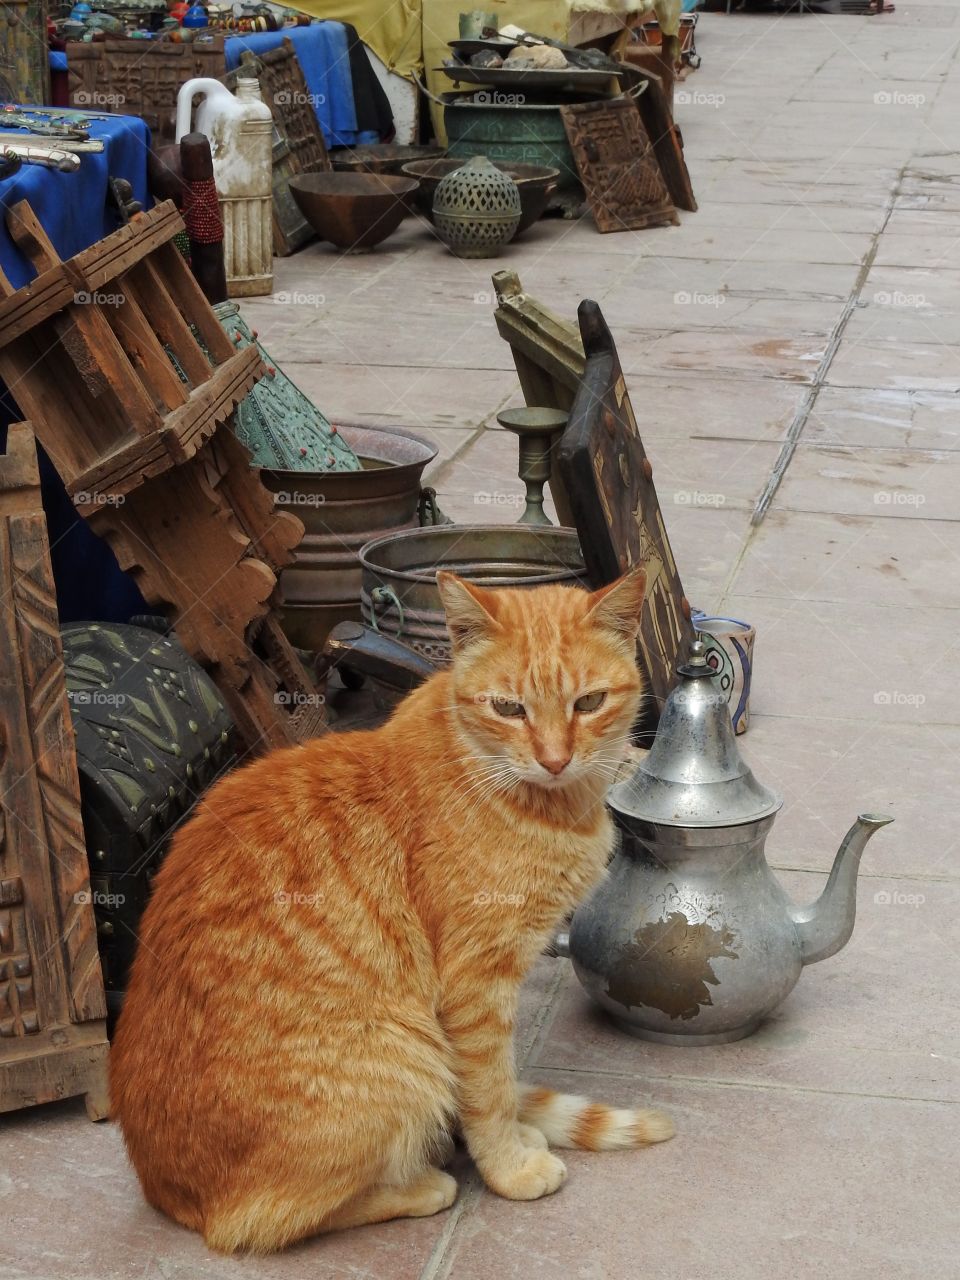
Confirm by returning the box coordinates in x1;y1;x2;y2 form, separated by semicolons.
110;568;674;1254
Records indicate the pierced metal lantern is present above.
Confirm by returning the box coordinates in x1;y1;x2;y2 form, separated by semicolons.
432;155;521;259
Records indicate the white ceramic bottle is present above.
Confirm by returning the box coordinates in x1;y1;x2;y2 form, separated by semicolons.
176;76;274;297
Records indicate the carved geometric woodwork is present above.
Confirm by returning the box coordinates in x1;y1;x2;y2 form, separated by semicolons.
0;423;109;1118
66;36;228;142
557;301;695;722
560;96;679;233
222;40;332;256
0;200;325;751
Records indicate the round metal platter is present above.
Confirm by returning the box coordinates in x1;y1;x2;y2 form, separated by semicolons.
437;65;620;90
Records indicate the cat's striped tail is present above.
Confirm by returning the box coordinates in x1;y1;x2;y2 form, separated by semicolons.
519;1084;675;1151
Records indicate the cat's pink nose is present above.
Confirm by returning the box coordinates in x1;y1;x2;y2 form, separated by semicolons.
538;754;572;776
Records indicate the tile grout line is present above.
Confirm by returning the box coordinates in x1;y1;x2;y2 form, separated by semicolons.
533;1063;959;1108
424;383;527;493
751;160;909;526
768;863;960;884
415;962;569;1280
415;1177;486;1280
522;962;572;1069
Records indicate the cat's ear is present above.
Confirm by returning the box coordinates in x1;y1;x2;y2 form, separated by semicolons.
437;572;501;651
584;566;647;640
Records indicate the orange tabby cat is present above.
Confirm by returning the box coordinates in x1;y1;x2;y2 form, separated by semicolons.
110;567;673;1254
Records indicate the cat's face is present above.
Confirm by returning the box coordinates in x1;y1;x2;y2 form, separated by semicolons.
437;569;646;792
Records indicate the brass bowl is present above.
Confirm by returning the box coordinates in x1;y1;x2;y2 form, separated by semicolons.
260;425;438;650
330;143;446;176
402;158;559;233
329;146;444;214
288;172;420;252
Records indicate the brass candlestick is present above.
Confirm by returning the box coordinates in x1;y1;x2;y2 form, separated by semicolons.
496;407;569;526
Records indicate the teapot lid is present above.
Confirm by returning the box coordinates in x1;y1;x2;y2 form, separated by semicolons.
609;639;782;828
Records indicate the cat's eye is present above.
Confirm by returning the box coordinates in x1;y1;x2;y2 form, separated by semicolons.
492;697;525;718
575;691;607;713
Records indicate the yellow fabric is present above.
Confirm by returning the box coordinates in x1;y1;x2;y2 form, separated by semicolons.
290;0;654;82
291;0;662;139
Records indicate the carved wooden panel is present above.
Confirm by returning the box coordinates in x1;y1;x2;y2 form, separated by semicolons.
560;97;678;233
0;0;51;103
0;424;109;1117
67;37;227;142
246;38;330;175
557;301;694;722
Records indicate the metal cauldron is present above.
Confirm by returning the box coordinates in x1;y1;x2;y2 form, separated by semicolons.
260;425;437;650
443;97;581;212
358;525;586;663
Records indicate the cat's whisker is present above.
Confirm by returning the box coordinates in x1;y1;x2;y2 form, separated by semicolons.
455;752;519;783
461;770;525;824
451;767;520;810
452;760;528;819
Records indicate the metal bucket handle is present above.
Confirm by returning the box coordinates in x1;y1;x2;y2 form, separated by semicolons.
370;585;406;636
413;71;448;108
418;486;442;526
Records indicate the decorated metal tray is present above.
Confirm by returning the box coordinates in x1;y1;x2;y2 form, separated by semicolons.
447;37;520;58
438;64;620;91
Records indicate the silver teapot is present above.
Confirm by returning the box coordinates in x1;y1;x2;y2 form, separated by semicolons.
565;641;893;1045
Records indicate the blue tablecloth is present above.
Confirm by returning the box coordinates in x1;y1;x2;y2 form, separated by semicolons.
225;23;378;148
0;112;150;288
0;112;151;622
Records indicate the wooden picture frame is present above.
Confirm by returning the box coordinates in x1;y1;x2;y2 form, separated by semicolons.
557;301;695;719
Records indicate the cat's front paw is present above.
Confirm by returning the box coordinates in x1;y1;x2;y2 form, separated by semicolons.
517;1122;549;1150
485;1148;567;1201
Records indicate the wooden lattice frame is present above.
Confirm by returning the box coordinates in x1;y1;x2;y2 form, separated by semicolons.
0;201;324;751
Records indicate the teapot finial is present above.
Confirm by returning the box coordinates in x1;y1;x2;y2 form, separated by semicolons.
678;637;711;676
609;634;781;829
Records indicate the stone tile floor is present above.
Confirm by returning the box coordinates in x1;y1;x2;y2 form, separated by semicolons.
4;5;959;1278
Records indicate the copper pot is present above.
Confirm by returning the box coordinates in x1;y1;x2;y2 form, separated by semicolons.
259;425;437;651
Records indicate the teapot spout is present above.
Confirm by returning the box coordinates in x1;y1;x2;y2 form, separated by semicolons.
790;813;894;966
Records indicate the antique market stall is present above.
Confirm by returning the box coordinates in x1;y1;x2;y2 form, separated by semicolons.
0;7;917;1276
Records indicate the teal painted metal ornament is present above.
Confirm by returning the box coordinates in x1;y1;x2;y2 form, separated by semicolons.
214;302;361;473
